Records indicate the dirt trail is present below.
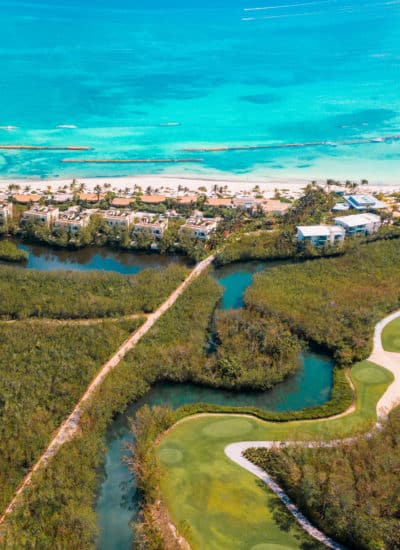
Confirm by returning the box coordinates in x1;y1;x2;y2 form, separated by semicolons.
0;255;214;524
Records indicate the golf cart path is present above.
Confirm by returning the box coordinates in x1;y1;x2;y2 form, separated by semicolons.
225;310;400;549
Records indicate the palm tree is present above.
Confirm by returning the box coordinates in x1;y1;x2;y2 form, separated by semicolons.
94;184;102;201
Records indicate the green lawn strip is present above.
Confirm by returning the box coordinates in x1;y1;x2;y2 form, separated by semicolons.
381;317;400;352
157;361;393;549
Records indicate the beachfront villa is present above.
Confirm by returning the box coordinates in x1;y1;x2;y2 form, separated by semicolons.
296;225;346;246
22;205;60;226
132;213;168;239
334;213;381;235
180;212;219;240
206;197;233;208
101;209;136;229
53;207;91;234
0;202;13;224
345;194;387;211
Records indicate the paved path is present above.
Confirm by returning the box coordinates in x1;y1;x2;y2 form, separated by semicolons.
0;255;214;524
225;310;400;549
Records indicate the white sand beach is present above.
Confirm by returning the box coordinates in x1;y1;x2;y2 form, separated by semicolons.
0;173;399;199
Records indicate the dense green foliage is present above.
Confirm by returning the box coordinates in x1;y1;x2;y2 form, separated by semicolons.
246;239;400;365
0;241;28;263
1;274;222;548
0;264;188;319
245;407;400;550
0;318;140;511
207;309;301;389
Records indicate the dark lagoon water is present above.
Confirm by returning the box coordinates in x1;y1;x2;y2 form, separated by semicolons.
11;243;333;549
17;242;188;273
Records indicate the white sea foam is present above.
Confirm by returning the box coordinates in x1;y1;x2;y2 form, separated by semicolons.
244;0;334;12
57;124;77;129
0;126;17;130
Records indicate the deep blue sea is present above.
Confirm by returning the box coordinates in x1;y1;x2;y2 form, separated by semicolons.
0;0;399;182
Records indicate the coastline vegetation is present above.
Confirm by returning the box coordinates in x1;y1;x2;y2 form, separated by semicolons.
0;241;28;263
246;238;400;366
0;318;141;511
245;406;400;550
0;263;188;319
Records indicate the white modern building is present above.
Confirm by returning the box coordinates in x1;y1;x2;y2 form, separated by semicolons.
345;194;387;210
132;213;168;239
53;207;91;234
180;212;219;240
101;209;136;229
0;202;13;225
334;213;381;235
22;205;59;226
296;225;345;246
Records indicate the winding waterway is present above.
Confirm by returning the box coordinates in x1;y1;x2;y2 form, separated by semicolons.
12;244;333;549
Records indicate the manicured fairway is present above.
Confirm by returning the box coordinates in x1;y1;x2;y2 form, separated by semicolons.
382;317;400;352
157;361;393;550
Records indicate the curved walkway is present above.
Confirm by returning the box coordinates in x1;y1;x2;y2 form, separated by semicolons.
0;254;214;525
225;310;400;549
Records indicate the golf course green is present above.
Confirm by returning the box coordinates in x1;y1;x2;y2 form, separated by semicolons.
382;317;400;352
157;360;393;549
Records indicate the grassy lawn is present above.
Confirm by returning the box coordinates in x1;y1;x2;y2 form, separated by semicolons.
157;361;393;549
382;317;400;352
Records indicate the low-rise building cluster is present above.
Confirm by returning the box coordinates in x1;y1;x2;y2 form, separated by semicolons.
297;213;382;245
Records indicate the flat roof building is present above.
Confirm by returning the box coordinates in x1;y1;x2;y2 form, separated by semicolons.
101;209;136;229
334;213;381;235
346;194;387;210
132;213;168;239
297;225;345;246
54;207;91;234
22;205;59;226
180;212;219;240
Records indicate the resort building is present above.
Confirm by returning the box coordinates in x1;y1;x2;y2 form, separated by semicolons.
22;205;59;226
175;195;198;205
138;195;166;205
180;212;219;240
296;225;345;246
13;194;41;205
111;197;135;208
232;196;260;210
53;207;91;234
206;197;233;208
51;193;74;204
261;200;291;216
345;194;387;211
334;213;381;235
0;202;13;224
132;213;168;239
79;193;105;203
332;202;350;212
101;209;136;229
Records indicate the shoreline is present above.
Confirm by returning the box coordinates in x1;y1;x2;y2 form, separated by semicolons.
1;172;399;198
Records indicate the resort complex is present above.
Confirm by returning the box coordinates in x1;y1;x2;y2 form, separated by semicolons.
1;0;400;548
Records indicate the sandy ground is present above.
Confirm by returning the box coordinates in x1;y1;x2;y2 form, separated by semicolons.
0;174;399;199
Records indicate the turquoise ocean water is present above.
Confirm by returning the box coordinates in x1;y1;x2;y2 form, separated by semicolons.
0;0;399;182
